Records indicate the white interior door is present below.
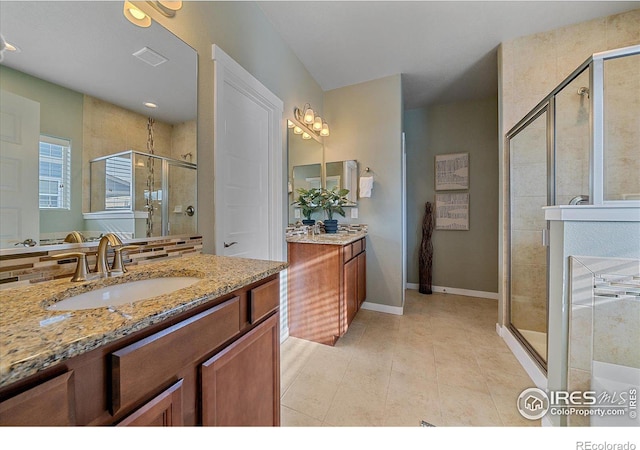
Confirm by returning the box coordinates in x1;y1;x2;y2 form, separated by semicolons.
212;46;284;261
0;90;40;249
218;85;270;259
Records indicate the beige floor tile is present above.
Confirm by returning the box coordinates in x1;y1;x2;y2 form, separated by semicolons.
474;345;532;377
280;405;323;426
341;356;393;396
299;345;351;384
281;370;340;421
281;290;538;428
482;362;536;399
280;337;319;394
439;384;503;426
383;370;442;426
491;392;541;427
323;382;387;426
436;361;491;394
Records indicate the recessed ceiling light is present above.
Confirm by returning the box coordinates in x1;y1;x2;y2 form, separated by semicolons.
143;102;158;108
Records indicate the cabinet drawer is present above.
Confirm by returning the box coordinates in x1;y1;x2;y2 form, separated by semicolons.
0;371;75;426
352;238;363;256
116;379;184;427
343;243;353;262
250;277;280;324
111;297;240;414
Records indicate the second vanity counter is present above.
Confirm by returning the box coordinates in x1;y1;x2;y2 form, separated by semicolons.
0;254;287;388
285;230;367;246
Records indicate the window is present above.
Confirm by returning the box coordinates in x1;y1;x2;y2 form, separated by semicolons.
39;136;71;209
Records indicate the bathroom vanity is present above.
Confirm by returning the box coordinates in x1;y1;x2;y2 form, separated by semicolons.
287;233;367;345
0;254;286;426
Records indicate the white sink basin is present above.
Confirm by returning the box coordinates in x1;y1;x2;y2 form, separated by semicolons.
46;277;201;311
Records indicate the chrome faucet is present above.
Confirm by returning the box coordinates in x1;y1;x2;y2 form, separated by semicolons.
95;233;123;276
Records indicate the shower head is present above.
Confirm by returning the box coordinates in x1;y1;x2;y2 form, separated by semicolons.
577;87;590;98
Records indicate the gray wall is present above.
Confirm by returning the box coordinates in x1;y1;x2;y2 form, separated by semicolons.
324;75;404;309
0;65;85;235
143;1;324;255
405;97;499;293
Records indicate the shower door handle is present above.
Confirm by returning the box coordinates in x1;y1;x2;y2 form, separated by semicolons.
541;229;549;247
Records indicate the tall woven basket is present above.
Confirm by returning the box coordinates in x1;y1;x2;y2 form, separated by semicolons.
419;202;434;295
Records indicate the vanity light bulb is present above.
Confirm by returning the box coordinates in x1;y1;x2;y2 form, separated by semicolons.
293;126;303;135
313;116;322;131
320;123;330;136
303;108;314;124
129;6;146;20
287;120;295;129
124;1;151;27
302;132;311;140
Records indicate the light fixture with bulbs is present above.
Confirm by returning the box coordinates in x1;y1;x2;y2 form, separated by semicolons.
290;103;330;143
124;1;182;27
124;1;151;28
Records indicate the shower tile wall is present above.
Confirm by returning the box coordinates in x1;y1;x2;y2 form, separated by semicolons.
500;8;640;323
604;54;640;201
567;255;640;426
555;69;590;205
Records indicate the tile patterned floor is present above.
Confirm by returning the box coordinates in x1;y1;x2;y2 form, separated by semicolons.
280;290;541;427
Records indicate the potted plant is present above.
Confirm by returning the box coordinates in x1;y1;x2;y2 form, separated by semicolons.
318;187;350;233
293;187;321;225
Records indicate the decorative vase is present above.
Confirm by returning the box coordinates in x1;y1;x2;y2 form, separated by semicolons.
324;219;338;234
302;219;316;226
419;202;434;295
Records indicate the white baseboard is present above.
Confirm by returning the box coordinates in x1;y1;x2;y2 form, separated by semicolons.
360;301;404;316
499;324;547;390
406;283;498;300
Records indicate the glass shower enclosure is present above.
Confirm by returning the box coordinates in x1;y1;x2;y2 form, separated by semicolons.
506;45;640;372
89;150;197;239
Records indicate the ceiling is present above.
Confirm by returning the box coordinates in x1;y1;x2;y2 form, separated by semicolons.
0;1;197;124
258;1;639;109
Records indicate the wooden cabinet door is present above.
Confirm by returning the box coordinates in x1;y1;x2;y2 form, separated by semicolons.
117;379;184;426
201;313;280;426
0;371;75;426
344;257;358;327
357;251;366;308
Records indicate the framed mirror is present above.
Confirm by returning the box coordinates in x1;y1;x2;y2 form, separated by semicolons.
0;1;197;249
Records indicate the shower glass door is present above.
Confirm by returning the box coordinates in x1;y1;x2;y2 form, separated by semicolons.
508;107;550;369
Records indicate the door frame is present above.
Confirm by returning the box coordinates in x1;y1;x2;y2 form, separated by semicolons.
212;45;284;263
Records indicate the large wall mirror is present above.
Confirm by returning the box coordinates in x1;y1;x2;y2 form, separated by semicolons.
0;2;197;250
287;127;357;224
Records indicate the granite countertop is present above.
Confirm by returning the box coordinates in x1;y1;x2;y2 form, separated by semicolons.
286;231;367;246
0;254;287;388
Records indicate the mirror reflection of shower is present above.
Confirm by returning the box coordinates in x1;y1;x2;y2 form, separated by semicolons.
577;86;589;124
